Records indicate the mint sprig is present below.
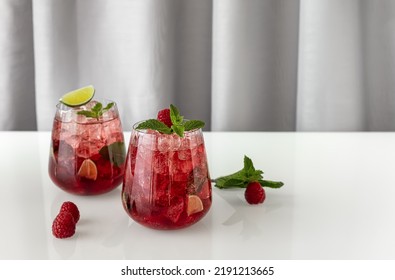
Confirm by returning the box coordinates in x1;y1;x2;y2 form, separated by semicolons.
214;155;284;189
135;104;205;137
77;102;114;120
135;119;172;134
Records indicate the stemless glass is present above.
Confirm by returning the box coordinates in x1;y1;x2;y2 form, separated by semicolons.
122;123;212;230
48;99;126;195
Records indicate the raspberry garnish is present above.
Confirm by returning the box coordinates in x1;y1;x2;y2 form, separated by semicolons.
244;181;266;204
52;211;76;239
157;108;172;127
60;201;80;223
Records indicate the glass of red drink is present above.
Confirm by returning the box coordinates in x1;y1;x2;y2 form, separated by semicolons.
49;99;126;195
122;123;212;230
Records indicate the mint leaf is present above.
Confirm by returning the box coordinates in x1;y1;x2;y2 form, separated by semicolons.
222;178;246;187
184;120;205;131
77;111;96;118
243;155;255;175
103;102;114;111
214;170;245;189
258;179;284;189
77;101;114;120
136;119;172;134
170;104;183;125
99;141;126;167
92;102;102;113
247;170;264;182
171;124;185;137
96;102;114;118
214;155;284;189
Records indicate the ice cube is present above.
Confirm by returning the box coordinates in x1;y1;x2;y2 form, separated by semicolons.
157;134;181;153
186;130;204;149
103;118;123;142
65;135;81;149
153;151;169;174
83;100;98;110
186;166;208;195
56;140;75;161
179;137;191;150
72;112;87;124
177;149;192;161
157;134;172;153
166;196;184;223
170;134;181;151
139;132;157;151
170;151;193;180
75;138;105;158
153;173;170;207
75;142;90;158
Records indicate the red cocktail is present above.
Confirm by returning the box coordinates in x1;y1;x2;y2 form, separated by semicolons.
122;124;212;229
49;100;125;195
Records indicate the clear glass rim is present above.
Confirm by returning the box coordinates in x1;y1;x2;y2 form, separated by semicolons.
54;98;119;124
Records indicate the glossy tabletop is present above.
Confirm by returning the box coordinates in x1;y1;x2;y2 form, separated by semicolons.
1;131;394;260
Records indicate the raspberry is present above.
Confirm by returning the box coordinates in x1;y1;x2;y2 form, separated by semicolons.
244;181;266;204
60;201;80;223
52;211;76;239
157;108;172;127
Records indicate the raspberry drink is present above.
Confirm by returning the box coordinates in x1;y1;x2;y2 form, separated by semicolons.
49;99;126;195
122;105;211;229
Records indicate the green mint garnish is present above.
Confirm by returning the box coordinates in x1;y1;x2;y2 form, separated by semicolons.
135;119;172;134
99;141;126;167
184;120;205;131
77;102;114;120
136;104;205;137
214;155;284;189
170;104;183;125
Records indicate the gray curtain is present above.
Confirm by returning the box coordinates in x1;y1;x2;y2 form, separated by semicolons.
1;0;395;131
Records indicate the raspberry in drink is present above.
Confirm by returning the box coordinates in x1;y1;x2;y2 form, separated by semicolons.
122;127;212;229
48;100;126;195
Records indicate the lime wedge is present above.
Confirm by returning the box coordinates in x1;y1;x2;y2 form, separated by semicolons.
59;85;95;107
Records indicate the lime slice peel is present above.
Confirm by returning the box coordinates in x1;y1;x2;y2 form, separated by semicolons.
59;85;95;107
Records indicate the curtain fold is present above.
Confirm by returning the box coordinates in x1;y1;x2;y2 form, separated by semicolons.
297;0;365;131
0;0;36;130
1;0;395;131
212;0;299;131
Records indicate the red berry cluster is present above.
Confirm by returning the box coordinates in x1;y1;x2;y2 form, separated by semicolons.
52;201;80;239
244;181;266;204
157;108;172;127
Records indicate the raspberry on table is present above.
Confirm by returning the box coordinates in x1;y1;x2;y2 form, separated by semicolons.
157;108;172;127
60;201;80;223
244;181;266;204
52;211;76;239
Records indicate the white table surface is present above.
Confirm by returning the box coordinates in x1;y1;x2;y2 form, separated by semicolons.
1;131;394;260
